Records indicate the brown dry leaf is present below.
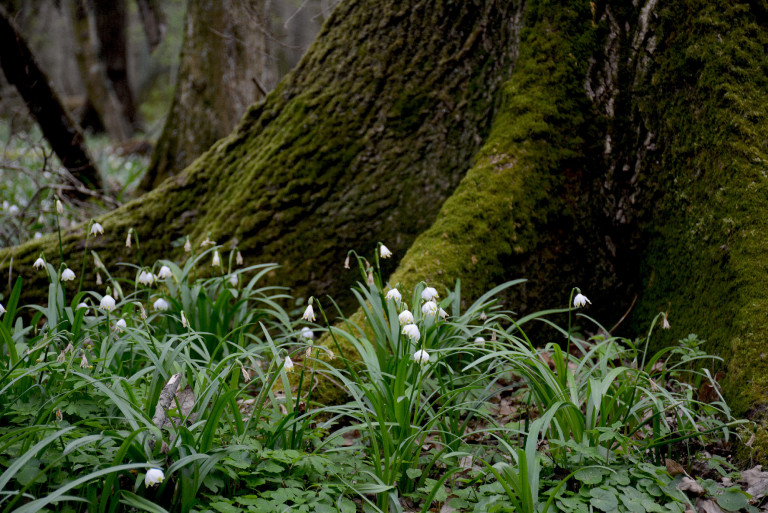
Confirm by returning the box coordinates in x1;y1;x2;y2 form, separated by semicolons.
498;398;515;417
539;351;555;370
694;497;725;513
678;476;705;496
666;458;687;476
742;465;768;498
440;499;457;513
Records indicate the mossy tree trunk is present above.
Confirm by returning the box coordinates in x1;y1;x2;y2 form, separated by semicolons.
140;0;274;191
5;0;768;459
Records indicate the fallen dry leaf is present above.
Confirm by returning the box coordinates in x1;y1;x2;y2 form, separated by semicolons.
742;465;768;498
678;476;705;496
666;458;687;476
694;497;725;513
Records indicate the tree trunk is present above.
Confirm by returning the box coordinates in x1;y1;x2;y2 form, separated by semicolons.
0;4;103;193
90;0;137;131
5;0;768;460
135;0;166;53
140;0;275;191
68;0;133;143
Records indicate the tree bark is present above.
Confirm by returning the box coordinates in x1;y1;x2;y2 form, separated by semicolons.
68;0;133;143
5;0;768;460
139;0;275;191
90;0;137;131
0;4;103;192
135;0;166;53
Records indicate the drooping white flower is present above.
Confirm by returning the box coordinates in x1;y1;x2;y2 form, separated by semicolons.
157;266;172;279
181;310;188;328
301;327;314;340
153;298;170;311
96;272;102;285
228;274;238;287
212;250;220;267
474;337;485;346
100;294;116;311
8;205;19;215
284;356;295;372
61;268;75;281
303;304;316;322
479;311;487;322
90;222;104;236
33;257;45;270
385;288;402;303
344;254;350;269
0;303;5;315
398;310;414;325
145;468;164;487
662;314;670;330
80;353;89;368
115;318;127;332
421;301;438;317
380;244;392;259
125;231;132;248
573;293;591;308
413;349;430;364
439;308;448;320
138;270;155;286
421;287;439;302
200;236;215;247
33;232;42;239
56;199;64;215
236;251;243;265
184;237;191;253
77;302;88;311
402;323;420;342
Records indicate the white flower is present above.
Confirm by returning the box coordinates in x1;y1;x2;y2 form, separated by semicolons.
662;314;670;330
33;232;42;239
56;199;64;215
385;288;402;303
479;311;487;321
138;270;155;286
474;337;485;346
302;304;316;322
398;310;414;325
115;318;127;332
212;250;220;267
100;295;116;311
184;237;191;253
236;251;243;265
153;298;170;311
80;353;88;368
421;300;438;317
90;222;103;236
125;231;132;248
284;356;295;372
145;468;164;487
33;257;45;269
439;308;448;320
0;303;5;315
201;236;215;247
301;327;314;340
181;310;188;328
573;293;591;308
344;254;350;269
380;244;392;259
8;205;19;215
228;274;238;287
96;273;102;285
157;266;172;279
421;287;438;302
413;349;430;364
77;302;88;311
61;268;75;281
402;323;420;342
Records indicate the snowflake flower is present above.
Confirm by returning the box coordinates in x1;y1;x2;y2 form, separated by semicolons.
157;266;173;279
398;310;414;325
421;301;438;317
573;293;591;308
153;298;170;311
90;222;104;236
402;323;420;342
284;356;295;372
145;468;164;487
303;304;316;322
33;257;45;270
413;349;430;364
61;268;75;281
100;295;116;311
421;287;438;302
385;288;402;303
380;244;392;259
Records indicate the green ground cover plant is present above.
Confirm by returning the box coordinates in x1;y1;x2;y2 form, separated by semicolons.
0;236;751;512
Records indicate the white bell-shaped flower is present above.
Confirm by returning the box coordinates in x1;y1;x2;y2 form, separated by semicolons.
398;310;414;325
115;318;127;332
380;244;392;259
421;287;438;302
145;468;164;487
157;265;173;279
100;295;116;311
402;323;420;342
284;356;295;372
212;250;220;267
33;257;45;270
573;293;591;308
153;298;170;311
302;304;316;322
413;349;430;364
301;327;314;340
421;301;438;317
385;288;402;303
61;268;75;281
90;222;104;236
